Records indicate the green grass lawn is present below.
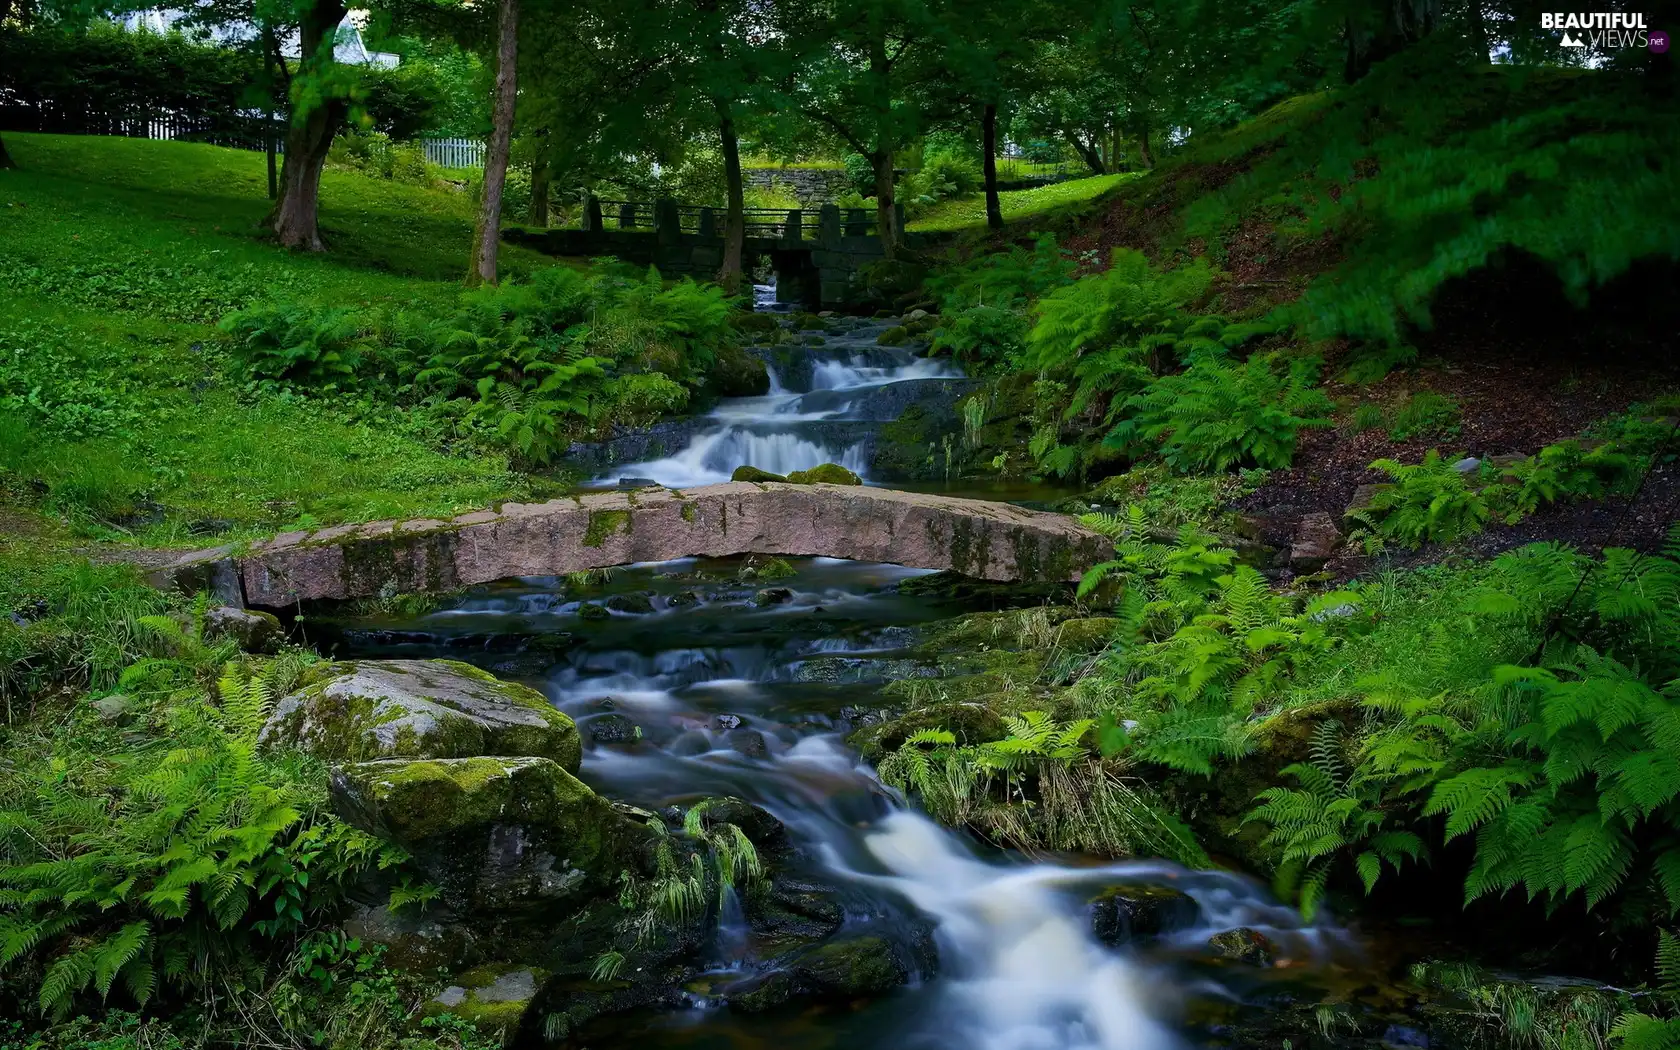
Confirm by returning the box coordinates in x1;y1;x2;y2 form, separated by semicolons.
907;173;1136;234
0;134;557;548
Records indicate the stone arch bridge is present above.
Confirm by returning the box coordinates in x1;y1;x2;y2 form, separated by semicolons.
149;483;1110;610
502;198;922;309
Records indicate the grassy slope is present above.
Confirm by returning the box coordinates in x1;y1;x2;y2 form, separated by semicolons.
0;134;559;552
907;173;1135;234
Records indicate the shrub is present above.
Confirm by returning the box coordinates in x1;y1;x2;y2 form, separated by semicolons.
1354;450;1490;547
607;372;689;427
219;304;366;388
1108;354;1333;472
931;302;1029;368
328;130;430;184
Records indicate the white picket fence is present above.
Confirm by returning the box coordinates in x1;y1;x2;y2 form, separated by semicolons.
423;137;485;170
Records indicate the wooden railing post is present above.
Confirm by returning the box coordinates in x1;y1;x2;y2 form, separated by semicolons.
618;202;638;228
582;194;602;232
818;204;841;246
698;206;716;239
845;207;868;237
784;208;803;242
654;199;681;235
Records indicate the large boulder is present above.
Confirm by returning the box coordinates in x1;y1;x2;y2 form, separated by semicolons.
331;756;652;916
261;659;581;773
710;343;771;397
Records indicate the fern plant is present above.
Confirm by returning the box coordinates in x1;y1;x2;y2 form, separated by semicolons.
1352;450;1491;547
1248;722;1426;918
1493;439;1639;524
219;303;366;387
1108;354;1333;472
1610;931;1680;1049
0;657;401;1018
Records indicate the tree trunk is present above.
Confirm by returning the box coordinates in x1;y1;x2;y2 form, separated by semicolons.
1065;131;1106;175
529;138;550;227
873;149;897;259
467;0;519;287
982;102;1002;230
1136;122;1154;168
1111;125;1123;171
269;0;347;250
262;23;279;199
1465;0;1490;61
716;101;745;295
0;131;14;171
1344;0;1439;81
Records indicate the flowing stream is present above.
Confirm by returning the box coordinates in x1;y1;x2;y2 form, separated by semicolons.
328;559;1365;1049
599;291;966;488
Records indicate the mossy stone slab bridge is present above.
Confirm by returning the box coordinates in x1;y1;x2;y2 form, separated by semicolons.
502;198;914;308
149;483;1109;609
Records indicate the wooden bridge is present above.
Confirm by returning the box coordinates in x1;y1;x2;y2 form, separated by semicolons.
502;197;915;309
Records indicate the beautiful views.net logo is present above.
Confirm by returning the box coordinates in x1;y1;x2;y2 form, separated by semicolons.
1539;11;1666;49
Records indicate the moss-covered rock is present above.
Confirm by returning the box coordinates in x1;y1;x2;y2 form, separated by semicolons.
731;465;788;483
785;462;862;485
424;964;549;1045
261;659;581;773
709;343;771;397
795;935;909;997
876;325;910;346
332;755;654;919
205;605;284;653
1088;884;1200;946
1054;617;1120;653
1208;927;1278;967
732;311;781;334
334;755;601;842
605;592;655;614
850;701;1008;761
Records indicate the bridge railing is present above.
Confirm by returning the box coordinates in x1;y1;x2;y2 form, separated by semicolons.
574;196;900;241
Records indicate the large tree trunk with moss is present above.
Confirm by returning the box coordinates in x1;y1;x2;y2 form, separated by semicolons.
982;103;1002;230
467;0;519;286
0;131;13;170
269;0;348;250
716;101;745;295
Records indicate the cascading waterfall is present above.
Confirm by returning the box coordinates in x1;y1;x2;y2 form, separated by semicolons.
331;558;1358;1050
601;313;964;488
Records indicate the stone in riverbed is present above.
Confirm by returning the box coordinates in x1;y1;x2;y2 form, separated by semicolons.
260;659;581;772
1088;883;1200;946
424;963;549;1045
205;605;284;653
605;592;655;614
1208;927;1278;967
